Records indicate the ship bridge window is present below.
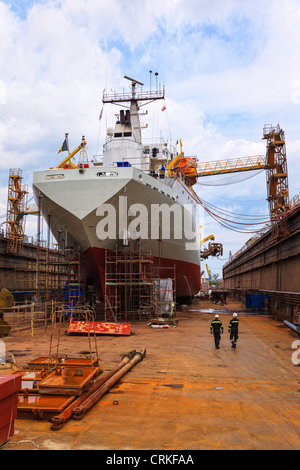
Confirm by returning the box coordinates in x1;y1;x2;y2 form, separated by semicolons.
114;132;132;138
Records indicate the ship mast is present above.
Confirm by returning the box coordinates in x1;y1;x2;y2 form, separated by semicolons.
102;75;165;145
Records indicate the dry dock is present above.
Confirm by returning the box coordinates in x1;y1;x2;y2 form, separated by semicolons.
1;301;300;451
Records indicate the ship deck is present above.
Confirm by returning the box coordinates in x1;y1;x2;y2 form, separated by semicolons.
1;300;300;451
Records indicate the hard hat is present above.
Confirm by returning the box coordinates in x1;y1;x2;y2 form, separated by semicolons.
215;314;219;318
233;313;237;317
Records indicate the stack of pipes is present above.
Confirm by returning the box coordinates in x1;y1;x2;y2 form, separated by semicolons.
50;348;146;431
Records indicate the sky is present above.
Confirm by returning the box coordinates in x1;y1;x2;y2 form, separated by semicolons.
0;0;300;278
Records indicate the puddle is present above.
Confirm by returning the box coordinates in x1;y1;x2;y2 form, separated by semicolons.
189;309;262;316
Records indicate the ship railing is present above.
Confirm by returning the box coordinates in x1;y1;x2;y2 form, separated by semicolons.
9;168;23;177
142;137;177;153
263;123;281;137
103;137;143;152
290;194;300;209
103;88;165;103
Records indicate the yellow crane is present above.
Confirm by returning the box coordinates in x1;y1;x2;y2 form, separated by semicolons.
176;124;290;221
192;154;267;178
167;139;184;175
55;134;87;169
200;234;215;245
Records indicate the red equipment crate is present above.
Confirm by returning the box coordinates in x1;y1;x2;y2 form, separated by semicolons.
0;374;21;446
0;374;22;401
66;320;131;336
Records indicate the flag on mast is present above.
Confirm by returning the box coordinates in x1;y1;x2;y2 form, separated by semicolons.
161;105;166;112
58;138;69;154
99;106;104;121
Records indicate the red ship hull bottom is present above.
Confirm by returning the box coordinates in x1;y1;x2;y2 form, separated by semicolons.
82;247;201;300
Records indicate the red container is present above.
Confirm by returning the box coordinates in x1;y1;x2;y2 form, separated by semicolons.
0;375;22;400
0;393;18;414
0;374;21;446
0;421;14;445
0;405;17;445
0;405;17;429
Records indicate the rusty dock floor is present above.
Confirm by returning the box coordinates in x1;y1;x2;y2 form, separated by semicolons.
1;303;300;451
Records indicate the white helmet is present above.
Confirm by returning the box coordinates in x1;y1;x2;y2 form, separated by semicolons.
233;313;237;317
215;314;219;318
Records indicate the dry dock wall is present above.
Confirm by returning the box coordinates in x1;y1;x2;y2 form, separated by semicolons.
0;236;68;301
0;236;38;297
223;205;300;322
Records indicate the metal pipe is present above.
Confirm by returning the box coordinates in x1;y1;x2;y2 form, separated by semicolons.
50;350;137;431
284;320;300;335
72;348;146;420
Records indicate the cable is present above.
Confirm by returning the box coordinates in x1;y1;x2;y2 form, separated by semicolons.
201;200;293;234
198;196;270;221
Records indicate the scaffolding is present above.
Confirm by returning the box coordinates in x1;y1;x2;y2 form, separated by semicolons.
35;243;83;306
104;245;176;325
5;169;28;254
105;246;154;321
36;242;69;303
64;249;84;308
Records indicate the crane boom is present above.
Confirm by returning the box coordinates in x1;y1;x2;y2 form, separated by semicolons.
187;155;267;178
200;234;215;245
56;136;87;169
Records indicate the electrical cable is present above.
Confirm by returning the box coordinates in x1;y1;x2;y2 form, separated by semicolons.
198;196;270;220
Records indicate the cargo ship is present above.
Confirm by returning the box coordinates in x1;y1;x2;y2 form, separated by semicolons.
32;76;201;299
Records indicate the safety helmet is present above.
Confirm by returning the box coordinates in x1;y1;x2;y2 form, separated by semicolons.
215;314;219;318
233;313;237;317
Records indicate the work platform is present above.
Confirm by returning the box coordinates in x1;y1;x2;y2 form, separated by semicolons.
1;301;300;451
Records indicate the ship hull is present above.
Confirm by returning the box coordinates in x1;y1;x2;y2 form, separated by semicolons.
33;166;201;299
83;246;201;299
